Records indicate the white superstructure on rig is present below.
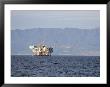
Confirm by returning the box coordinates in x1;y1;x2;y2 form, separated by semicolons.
29;44;53;56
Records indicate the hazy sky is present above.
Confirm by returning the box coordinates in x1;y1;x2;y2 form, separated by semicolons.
11;10;100;30
11;10;100;56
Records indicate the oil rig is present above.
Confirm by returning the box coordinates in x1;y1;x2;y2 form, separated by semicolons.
29;44;53;56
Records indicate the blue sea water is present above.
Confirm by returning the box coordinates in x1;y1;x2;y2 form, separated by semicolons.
11;55;100;77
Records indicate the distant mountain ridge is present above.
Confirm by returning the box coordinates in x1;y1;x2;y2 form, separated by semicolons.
11;28;100;56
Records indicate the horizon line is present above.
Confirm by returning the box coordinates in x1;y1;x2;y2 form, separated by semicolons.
11;27;100;30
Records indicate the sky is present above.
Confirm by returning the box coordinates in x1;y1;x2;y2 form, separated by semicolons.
11;10;100;30
11;10;100;56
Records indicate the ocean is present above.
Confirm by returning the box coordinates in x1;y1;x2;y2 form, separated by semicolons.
11;55;100;77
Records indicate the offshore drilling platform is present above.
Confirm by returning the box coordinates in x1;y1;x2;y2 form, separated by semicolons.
29;44;53;56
